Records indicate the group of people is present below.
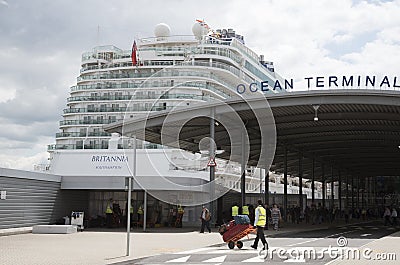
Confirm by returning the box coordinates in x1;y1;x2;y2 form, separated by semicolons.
233;200;282;250
231;202;283;231
105;199;144;228
199;201;283;250
383;206;398;226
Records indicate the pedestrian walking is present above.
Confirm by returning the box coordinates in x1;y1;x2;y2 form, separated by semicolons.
271;204;282;230
200;205;211;233
251;200;268;250
383;206;391;226
391;207;398;226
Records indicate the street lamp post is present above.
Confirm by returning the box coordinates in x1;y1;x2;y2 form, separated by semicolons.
126;135;136;256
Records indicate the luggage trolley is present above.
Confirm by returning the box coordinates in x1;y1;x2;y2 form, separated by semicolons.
71;211;84;231
219;215;256;249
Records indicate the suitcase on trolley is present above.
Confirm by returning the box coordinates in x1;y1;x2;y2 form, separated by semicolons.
220;221;255;249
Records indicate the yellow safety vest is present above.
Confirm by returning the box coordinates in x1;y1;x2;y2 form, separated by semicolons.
178;205;184;214
137;206;143;215
256;206;267;226
232;206;239;216
106;204;113;214
130;206;134;214
242;205;249;215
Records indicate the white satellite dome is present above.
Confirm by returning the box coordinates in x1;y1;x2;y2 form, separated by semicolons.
154;23;171;38
192;22;208;40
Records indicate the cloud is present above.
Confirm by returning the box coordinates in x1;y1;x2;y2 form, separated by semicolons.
0;151;49;171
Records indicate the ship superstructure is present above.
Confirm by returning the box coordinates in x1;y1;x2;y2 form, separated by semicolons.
48;21;281;152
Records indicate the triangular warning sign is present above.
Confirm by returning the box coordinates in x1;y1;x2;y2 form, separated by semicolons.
207;157;217;167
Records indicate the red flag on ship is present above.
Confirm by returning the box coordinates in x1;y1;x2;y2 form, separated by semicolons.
131;40;137;66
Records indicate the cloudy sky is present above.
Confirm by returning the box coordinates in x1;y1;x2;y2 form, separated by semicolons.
0;0;399;170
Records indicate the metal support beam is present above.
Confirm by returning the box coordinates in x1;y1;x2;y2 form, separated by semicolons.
351;176;354;211
265;170;269;205
338;171;342;213
374;176;378;211
365;177;371;209
209;110;215;221
284;146;288;222
331;165;334;209
322;164;326;208
298;152;303;211
241;130;246;207
345;175;349;210
311;157;315;204
143;191;147;232
356;177;360;209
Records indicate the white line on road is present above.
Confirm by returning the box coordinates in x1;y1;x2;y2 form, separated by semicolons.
165;255;191;263
202;255;227;263
176;248;211;254
286;238;321;247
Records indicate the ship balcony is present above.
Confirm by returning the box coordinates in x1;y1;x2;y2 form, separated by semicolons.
47;143;137;151
80;60;174;73
76;63;239;84
63;105;175;114
70;82;230;99
70;80;222;91
59;119;123;126
55;132;112;138
66;94;209;103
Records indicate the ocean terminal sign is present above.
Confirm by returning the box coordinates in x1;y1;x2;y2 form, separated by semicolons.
237;75;400;93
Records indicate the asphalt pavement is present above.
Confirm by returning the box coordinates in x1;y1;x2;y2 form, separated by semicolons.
0;219;399;265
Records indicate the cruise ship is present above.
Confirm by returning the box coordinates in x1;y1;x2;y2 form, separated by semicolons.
45;21;318;226
48;21;279;152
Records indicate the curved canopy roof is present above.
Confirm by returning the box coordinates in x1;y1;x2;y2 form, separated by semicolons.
105;90;400;182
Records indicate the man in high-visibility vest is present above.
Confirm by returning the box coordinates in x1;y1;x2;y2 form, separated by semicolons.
178;205;184;214
231;203;239;219
242;204;249;215
105;199;113;228
137;205;144;224
251;200;268;250
176;205;184;228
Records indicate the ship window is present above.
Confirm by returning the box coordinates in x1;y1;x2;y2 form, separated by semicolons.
111;104;119;111
79;129;86;137
76;141;83;149
108;116;116;122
